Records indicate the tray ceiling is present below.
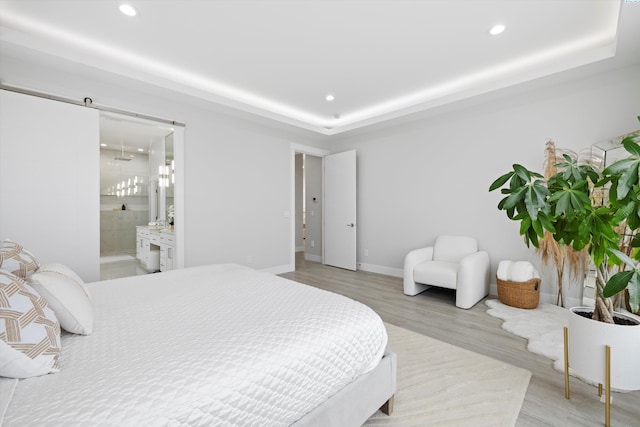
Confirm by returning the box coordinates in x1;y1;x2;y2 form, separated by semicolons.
0;0;636;135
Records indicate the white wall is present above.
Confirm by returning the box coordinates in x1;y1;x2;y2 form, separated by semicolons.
0;50;329;275
327;63;640;301
0;90;100;281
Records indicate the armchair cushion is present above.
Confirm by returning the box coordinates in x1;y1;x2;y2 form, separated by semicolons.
413;261;458;289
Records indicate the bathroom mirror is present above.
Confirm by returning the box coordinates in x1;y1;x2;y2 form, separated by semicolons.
582;129;640;302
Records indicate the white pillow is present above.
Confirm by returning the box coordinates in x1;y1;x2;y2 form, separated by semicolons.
30;263;93;335
0;239;40;279
0;270;61;379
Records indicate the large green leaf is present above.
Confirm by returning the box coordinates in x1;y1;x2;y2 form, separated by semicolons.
502;186;527;210
513;164;533;183
609;248;637;267
526;226;540;247
603;158;635;175
628;273;640;314
533;181;550;206
524;181;548;221
622;137;640;157
551;191;571;216
603;270;634;298
538;211;556;233
489;171;514;192
531;217;544;238
617;162;639;200
611;200;635;224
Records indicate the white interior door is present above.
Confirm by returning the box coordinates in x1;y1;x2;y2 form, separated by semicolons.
323;150;357;270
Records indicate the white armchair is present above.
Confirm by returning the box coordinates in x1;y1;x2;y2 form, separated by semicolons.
403;235;490;309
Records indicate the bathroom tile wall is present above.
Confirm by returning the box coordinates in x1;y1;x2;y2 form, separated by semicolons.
100;148;151;256
100;205;149;256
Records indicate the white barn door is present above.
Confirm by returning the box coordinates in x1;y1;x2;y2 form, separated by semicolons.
0;90;100;281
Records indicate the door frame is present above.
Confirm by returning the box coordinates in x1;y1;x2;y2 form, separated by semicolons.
100;111;185;270
289;143;330;271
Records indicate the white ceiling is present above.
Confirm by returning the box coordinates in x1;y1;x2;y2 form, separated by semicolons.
0;1;638;136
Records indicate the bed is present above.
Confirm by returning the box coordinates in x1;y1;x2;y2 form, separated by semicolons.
0;260;396;426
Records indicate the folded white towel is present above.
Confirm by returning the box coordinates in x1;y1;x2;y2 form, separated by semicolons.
511;261;535;282
497;261;539;281
497;260;512;281
532;268;540;279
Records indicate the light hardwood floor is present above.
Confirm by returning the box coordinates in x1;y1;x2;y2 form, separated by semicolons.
280;255;639;427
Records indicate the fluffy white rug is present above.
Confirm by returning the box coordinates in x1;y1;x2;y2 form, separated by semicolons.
485;299;569;373
487;300;640;395
364;322;531;427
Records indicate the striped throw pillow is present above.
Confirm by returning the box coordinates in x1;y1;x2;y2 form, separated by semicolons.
0;240;40;279
0;270;61;378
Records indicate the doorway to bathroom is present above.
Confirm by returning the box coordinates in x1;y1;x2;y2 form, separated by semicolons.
294;152;323;268
99;112;176;280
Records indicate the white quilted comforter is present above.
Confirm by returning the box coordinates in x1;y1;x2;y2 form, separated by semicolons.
3;264;387;426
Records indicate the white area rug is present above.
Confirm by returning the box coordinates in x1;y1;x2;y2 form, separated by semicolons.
364;323;531;427
485;299;569;373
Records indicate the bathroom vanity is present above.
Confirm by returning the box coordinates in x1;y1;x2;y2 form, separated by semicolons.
136;226;176;272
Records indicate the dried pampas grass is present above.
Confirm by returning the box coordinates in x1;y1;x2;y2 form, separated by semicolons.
537;232;588;307
538;141;588;306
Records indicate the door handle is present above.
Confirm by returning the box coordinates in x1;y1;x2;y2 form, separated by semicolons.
346;223;355;228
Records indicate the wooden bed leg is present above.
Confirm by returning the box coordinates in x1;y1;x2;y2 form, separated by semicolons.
380;395;394;415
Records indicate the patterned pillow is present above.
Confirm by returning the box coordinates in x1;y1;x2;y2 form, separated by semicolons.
30;263;94;335
0;270;61;378
0;240;40;278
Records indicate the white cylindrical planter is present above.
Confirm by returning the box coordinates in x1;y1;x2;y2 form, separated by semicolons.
568;307;640;391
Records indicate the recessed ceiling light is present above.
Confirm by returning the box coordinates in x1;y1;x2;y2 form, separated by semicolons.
325;94;335;102
137;148;144;152
490;24;505;36
100;143;107;147
119;4;137;17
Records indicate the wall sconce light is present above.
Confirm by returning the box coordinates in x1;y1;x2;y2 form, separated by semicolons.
159;165;170;188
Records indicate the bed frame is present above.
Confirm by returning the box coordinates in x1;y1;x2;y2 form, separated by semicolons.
292;350;397;426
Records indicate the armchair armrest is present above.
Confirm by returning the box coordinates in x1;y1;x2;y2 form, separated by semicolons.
456;251;491;309
403;247;434;296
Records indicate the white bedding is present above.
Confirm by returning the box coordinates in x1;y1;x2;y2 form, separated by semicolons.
2;264;387;426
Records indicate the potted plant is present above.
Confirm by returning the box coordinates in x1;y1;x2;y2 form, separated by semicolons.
489;123;640;392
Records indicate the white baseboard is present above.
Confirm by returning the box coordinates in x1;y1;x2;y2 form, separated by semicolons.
295;246;304;253
357;262;403;278
305;253;322;263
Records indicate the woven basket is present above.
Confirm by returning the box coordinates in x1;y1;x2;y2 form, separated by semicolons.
497;277;540;309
